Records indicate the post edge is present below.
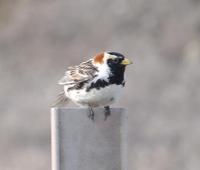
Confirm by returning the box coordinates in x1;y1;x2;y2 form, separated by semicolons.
51;108;61;170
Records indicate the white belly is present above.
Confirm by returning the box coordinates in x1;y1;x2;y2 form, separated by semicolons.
64;84;124;107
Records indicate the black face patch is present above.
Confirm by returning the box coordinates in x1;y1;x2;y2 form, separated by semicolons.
107;52;126;68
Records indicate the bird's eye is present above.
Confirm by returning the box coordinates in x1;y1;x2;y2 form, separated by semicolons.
113;58;120;63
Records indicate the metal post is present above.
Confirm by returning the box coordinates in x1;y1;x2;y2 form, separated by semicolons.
51;108;128;170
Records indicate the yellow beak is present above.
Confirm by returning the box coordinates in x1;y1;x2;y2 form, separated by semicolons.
121;58;133;65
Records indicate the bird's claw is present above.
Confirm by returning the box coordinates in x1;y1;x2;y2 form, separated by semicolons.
88;107;95;121
104;106;111;121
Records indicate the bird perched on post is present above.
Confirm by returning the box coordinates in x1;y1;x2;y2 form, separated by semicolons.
54;52;132;121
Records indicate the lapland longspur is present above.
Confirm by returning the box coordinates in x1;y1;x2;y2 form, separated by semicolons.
55;52;132;120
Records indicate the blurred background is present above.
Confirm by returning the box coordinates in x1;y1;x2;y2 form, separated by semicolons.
0;0;200;170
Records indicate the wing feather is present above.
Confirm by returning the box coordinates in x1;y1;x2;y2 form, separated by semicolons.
52;91;69;106
58;59;98;85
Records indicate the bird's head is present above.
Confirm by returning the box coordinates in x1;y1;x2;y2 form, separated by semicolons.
92;52;132;80
93;51;132;69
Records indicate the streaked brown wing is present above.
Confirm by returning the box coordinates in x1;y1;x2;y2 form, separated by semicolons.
58;59;98;85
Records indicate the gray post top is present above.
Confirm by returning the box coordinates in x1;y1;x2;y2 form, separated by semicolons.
51;107;128;170
51;107;125;113
51;107;126;122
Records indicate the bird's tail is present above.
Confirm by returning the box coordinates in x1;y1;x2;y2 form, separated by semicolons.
51;91;69;107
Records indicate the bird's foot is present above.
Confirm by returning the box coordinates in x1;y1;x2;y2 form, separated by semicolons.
104;106;111;121
88;107;95;121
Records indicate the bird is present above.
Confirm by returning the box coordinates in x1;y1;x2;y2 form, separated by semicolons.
54;52;132;121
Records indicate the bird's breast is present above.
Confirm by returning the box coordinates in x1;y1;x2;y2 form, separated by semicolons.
64;84;124;107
